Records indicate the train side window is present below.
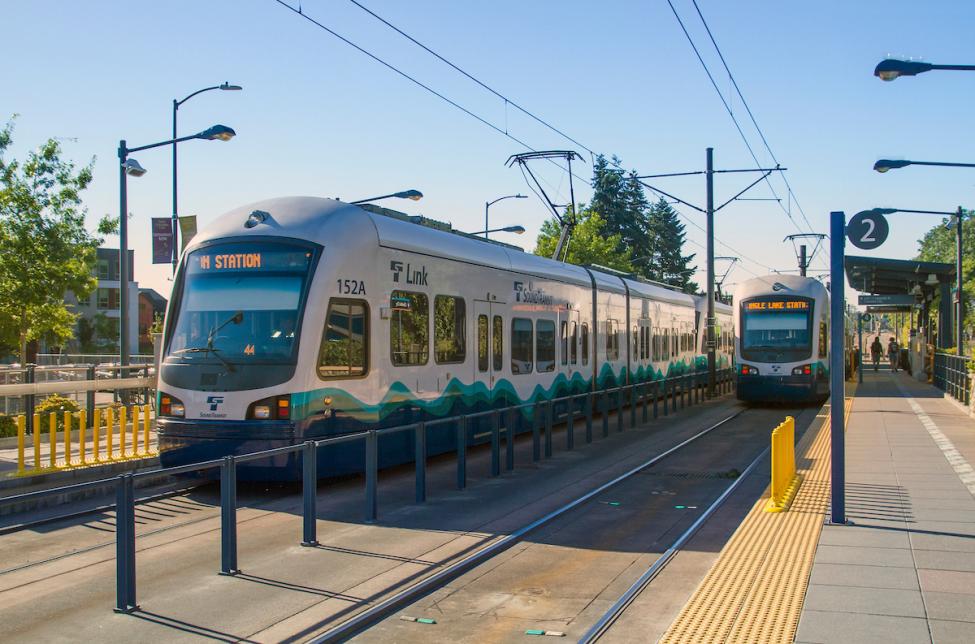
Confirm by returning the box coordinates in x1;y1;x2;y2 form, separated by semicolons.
606;320;619;360
511;317;533;374
318;299;368;379
581;323;589;365
390;290;428;366
561;321;568;365
570;321;578;365
493;315;503;371
477;314;488;372
652;327;659;361
632;326;638;358
434;295;466;364
537;319;556;372
819;321;828;358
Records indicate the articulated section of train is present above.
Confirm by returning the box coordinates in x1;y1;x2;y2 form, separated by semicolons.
733;274;831;404
155;197;733;479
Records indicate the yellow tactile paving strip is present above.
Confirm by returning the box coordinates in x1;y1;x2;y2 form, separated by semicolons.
660;395;853;644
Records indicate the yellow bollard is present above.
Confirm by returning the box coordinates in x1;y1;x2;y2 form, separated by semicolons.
93;409;102;461
106;408;114;460
131;405;140;455
143;404;151;455
33;413;41;470
119;406;128;457
64;410;72;467
766;416;800;512
16;415;25;474
49;412;57;468
79;411;87;465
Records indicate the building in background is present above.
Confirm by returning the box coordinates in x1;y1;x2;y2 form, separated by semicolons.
61;248;140;356
138;288;168;353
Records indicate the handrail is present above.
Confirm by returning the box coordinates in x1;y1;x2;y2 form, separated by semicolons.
0;376;154;397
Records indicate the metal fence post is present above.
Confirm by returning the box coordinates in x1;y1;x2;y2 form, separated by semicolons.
415;422;427;503
505;409;515;471
24;364;35;434
544;401;554;458
456;417;467;489
601;391;610;437
86;365;96;428
642;382;649;423
491;411;501;476
365;431;378;521
532;403;541;462
629;385;637;427
566;398;574;450
220;456;239;575
114;473;137;613
585;392;593;443
616;388;624;432
663;378;669;416
302;441;318;547
653;380;660;419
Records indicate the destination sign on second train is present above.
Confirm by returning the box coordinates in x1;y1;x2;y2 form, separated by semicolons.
745;300;809;311
189;247;312;273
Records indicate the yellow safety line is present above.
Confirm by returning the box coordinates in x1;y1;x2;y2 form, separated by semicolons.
660;394;854;644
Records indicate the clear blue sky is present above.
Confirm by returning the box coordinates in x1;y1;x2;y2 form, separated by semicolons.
5;0;974;300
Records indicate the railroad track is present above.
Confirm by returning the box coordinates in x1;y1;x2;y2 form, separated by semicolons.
306;403;816;643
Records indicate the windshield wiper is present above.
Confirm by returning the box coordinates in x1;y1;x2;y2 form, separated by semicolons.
172;311;244;373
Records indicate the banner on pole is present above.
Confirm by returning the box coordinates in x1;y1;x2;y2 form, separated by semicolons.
179;215;197;252
151;218;174;264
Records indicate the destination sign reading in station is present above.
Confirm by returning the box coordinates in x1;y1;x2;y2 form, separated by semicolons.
188;246;312;274
744;300;810;311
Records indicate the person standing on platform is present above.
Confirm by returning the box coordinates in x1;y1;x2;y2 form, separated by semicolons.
887;337;900;373
870;336;883;372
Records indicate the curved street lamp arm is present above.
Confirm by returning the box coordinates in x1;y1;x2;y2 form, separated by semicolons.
175;85;223;108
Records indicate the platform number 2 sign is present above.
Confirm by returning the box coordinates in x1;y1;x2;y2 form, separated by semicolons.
846;211;889;250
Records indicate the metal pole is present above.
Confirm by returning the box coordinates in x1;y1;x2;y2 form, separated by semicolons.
114;473;137;613
957;207;965;357
302;441;318;546
858;314;864;384
829;210;846;524
799;244;807;277
220;456;239;574
484;201;489;239
456;417;467;489
706;147;716;395
118;142;130;367
365;431;377;521
171;99;179;275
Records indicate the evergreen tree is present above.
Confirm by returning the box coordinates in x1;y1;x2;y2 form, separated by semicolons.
645;198;698;293
589;155;652;277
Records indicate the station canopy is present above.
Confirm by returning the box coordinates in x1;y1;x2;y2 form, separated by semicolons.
845;255;955;296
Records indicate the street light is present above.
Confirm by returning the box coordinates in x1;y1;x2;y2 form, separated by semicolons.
350;189;423;205
874;58;975;81
874;159;975;173
859;207;966;356
468;225;526;236
172;82;242;274
484;194;527;238
119;124;236;366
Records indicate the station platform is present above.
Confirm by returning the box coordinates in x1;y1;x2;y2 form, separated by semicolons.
662;368;975;644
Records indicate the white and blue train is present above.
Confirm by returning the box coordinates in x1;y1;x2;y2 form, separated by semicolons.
733;274;830;403
156;197;733;478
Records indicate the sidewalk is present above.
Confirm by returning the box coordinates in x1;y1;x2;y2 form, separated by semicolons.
796;369;975;643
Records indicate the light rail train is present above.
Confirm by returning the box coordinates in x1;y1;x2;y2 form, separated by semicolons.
733;274;830;403
156;197;733;478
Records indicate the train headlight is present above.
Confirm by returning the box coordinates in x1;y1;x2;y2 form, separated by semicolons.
247;394;292;420
792;364;813;376
171;402;185;417
160;394;185;417
253;405;271;419
740;364;758;376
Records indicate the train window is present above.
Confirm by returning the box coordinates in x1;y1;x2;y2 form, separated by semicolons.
581;323;589;365
318;299;368;379
561;321;568;365
390;290;428;366
570;322;578;365
477;315;488;372
672;329;678;356
493;315;503;371
819;321;828;358
434;295;466;364
511;318;533;374
632;326;638;357
652;328;659;361
537;320;556;372
606;320;620;360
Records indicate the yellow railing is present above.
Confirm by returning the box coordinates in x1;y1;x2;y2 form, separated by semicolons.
15;405;155;475
765;415;802;512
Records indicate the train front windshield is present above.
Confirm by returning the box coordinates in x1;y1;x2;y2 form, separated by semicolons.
166;242;315;366
740;298;813;361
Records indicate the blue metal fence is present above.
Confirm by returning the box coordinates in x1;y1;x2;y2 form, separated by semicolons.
933;353;971;406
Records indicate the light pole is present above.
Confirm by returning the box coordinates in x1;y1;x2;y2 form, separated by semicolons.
468;225;526;236
874;159;975;173
875;58;975;81
173;82;242;274
859;206;966;356
119;124;236;366
484;194;527;238
350;189;423;205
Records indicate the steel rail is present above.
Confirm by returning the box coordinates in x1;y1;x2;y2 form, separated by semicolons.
308;408;747;643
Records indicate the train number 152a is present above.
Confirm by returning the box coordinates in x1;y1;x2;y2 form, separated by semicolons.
337;279;366;295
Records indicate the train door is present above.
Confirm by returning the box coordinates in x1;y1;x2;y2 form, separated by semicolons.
474;300;503;395
560;309;581;388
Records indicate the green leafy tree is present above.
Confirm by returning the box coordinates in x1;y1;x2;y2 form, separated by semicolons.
92;312;119;352
0;119;116;361
644;198;699;293
534;208;634;273
916;209;974;343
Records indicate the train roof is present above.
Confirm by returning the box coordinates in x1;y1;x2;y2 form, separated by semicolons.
732;274;828;302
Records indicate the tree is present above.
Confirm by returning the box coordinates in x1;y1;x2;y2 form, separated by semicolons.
534;208;634;273
588;155;652;276
644;198;698;293
0;118;116;361
916;209;974;340
92;313;119;352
